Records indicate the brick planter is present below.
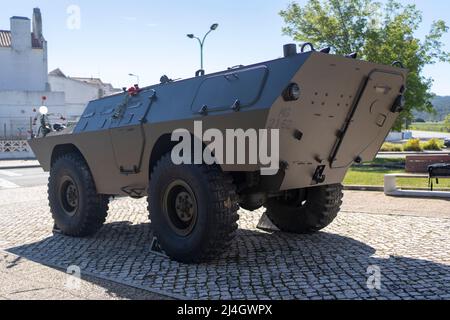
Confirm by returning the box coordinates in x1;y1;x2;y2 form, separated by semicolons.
406;155;450;173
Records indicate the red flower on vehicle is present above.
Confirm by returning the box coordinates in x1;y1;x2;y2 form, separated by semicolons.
128;86;138;96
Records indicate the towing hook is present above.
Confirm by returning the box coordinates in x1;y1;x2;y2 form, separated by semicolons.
319;47;331;54
300;42;315;53
391;94;406;113
392;61;405;69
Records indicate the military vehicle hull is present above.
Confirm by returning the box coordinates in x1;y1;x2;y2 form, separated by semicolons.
30;51;406;195
29;49;407;263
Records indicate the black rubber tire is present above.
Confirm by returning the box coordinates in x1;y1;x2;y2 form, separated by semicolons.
265;184;343;234
148;153;239;263
48;153;109;237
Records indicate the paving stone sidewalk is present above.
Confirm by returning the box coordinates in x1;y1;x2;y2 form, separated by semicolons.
0;186;449;300
0;252;171;300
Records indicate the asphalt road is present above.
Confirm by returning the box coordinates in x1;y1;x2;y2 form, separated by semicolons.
411;130;450;140
0;167;48;190
377;150;450;159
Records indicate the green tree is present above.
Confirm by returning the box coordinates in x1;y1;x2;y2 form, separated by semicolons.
444;114;450;132
280;0;450;130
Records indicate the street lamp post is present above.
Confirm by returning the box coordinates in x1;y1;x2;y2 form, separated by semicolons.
128;73;140;85
187;23;219;74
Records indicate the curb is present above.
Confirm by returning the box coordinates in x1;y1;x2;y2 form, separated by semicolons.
344;185;384;192
378;152;450;156
0;165;41;170
344;185;450;192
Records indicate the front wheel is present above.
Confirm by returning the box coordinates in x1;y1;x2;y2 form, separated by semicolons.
148;154;239;263
264;184;343;234
48;153;109;237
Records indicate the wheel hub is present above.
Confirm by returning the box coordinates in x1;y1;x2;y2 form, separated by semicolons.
163;180;198;237
66;184;78;208
175;191;195;222
59;176;79;216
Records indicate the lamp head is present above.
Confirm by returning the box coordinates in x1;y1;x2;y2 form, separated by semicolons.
39;106;48;115
210;23;219;31
187;34;194;39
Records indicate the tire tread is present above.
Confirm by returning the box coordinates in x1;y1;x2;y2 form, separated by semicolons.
265;184;343;234
48;153;109;237
148;154;239;263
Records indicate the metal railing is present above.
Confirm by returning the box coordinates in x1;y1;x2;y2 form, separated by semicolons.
0;115;77;140
0;116;34;140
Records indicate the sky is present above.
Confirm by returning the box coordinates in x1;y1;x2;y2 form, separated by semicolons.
1;0;449;95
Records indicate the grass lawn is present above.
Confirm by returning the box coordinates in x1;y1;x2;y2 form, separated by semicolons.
344;167;450;189
357;157;405;166
410;122;449;133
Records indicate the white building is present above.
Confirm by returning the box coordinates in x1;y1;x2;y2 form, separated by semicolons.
0;8;58;139
48;69;120;119
0;8;119;140
0;11;48;91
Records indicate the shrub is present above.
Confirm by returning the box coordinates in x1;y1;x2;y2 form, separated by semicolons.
422;138;444;151
380;142;403;152
403;138;423;152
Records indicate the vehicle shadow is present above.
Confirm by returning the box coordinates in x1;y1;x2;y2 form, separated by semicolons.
5;220;450;300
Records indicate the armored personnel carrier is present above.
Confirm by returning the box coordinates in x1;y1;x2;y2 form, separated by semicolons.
29;44;407;263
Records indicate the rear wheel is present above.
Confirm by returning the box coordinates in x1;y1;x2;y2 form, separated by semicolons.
264;184;343;234
148;153;239;263
48;153;109;237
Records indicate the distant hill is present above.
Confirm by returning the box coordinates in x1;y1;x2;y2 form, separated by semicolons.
413;96;450;122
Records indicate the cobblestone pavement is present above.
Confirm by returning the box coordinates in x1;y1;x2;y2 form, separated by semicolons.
0;186;449;300
0;252;171;300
